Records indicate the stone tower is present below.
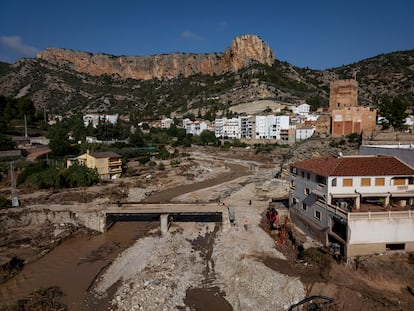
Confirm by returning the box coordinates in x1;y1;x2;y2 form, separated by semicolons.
329;79;358;112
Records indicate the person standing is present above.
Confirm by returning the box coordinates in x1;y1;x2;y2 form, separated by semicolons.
244;218;249;230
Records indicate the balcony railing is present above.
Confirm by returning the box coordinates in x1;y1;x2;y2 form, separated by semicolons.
109;167;122;173
348;210;413;220
109;160;122;166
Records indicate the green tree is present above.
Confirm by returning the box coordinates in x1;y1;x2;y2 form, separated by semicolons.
66;114;86;142
129;129;145;146
379;96;408;130
16;97;36;122
0;196;12;209
17;162;50;185
199;130;217;145
0;134;16;150
61;164;99;187
307;96;327;111
47;121;72;157
26;167;62;189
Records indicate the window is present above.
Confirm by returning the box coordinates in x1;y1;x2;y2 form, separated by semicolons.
304;188;311;195
386;243;405;251
290;180;296;188
343;178;353;187
301;171;305;178
314;210;321;220
316;175;326;185
331;178;337;187
375;178;385;186
393;178;405;186
361;178;371;186
301;203;307;211
291;167;297;174
409;177;414;185
307;173;310;180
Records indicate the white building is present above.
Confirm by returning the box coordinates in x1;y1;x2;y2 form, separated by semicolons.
289;155;414;257
255;115;290;140
83;114;119;128
183;118;209;136
255;116;269;139
290;103;310;116
296;125;316;141
215;118;241;139
161;118;174;129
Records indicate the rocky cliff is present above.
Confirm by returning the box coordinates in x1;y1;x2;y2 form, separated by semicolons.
36;34;275;80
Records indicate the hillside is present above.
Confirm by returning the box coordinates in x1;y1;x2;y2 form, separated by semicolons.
0;35;412;118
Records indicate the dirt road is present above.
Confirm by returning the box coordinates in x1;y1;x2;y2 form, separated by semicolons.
143;162;251;203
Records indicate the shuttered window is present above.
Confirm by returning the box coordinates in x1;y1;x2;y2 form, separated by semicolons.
343;178;353;187
393;178;405;186
375;178;385;186
361;178;371;186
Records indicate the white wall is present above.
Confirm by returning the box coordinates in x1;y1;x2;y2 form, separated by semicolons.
348;216;414;244
327;176;414;196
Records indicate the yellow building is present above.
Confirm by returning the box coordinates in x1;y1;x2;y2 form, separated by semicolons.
67;150;122;180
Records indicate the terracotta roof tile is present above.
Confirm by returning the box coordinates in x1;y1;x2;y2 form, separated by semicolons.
291;155;414;177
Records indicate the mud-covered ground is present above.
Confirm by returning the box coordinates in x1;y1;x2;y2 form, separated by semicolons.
259;216;414;311
1;146;414;310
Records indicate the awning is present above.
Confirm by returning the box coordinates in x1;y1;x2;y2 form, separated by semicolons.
330;193;359;199
389;192;414;198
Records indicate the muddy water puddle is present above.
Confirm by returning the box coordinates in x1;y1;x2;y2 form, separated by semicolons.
0;221;157;310
182;223;233;311
183;287;232;311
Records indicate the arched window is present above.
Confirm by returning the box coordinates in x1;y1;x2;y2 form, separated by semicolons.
332;178;337;187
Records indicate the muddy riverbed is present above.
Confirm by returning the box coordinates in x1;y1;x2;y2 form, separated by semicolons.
0;221;158;310
1;148;414;310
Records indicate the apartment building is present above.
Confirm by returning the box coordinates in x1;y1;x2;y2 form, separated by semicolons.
214;117;241;139
289;155;414;257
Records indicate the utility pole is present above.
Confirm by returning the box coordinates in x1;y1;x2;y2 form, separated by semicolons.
10;161;19;207
24;114;28;138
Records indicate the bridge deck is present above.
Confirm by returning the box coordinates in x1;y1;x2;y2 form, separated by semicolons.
106;202;226;214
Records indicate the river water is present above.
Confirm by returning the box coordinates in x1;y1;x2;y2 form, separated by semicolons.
0;161;249;310
0;221;157;310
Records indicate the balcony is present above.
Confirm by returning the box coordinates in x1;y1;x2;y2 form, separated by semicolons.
109;160;122;166
109;167;122;173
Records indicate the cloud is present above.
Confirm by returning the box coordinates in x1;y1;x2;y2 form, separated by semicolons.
180;31;205;41
0;35;39;57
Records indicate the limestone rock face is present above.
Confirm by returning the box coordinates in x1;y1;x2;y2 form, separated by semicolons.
36;34;275;80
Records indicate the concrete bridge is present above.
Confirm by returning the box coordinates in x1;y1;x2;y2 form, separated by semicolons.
97;202;229;234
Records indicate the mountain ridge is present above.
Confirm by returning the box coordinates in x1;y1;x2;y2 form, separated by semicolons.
36;34;275;80
0;35;412;118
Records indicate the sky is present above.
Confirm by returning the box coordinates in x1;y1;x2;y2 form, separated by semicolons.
0;0;413;70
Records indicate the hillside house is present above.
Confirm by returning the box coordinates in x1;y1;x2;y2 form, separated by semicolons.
183;118;210;135
289;155;414;257
67;150;122;180
83;114;119;128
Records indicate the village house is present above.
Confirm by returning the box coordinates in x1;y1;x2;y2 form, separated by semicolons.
183;118;210;135
67;150;122;180
289;155;414;257
83;114;119;128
